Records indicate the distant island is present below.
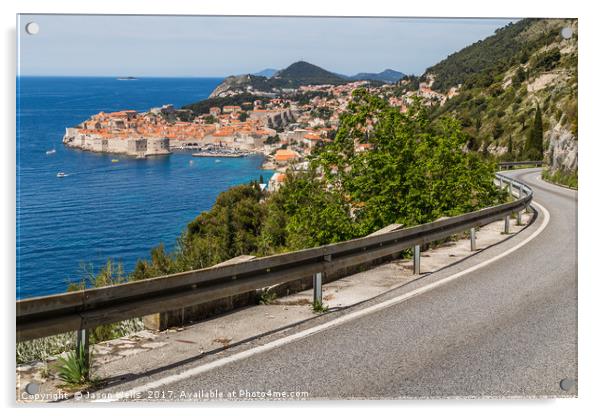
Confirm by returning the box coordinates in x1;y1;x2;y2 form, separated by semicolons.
252;68;278;78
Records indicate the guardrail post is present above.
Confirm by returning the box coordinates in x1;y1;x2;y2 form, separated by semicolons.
313;254;331;305
413;245;420;274
76;328;90;372
470;227;477;251
313;272;322;304
516;210;522;226
504;215;510;234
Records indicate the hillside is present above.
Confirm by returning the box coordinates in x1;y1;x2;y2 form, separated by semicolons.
349;69;405;83
182;92;271;116
271;61;346;86
209;61;348;97
426;18;577;175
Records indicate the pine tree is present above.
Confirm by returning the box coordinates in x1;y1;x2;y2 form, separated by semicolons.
525;105;543;159
507;134;513;157
533;105;543;156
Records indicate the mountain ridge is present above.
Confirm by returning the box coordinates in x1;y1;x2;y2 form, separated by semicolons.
210;61;405;97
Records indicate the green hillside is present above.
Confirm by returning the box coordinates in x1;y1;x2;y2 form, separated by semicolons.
426;18;577;174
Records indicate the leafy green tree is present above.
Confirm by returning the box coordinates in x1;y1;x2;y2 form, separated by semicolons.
314;89;502;233
261;170;357;251
203;115;217;124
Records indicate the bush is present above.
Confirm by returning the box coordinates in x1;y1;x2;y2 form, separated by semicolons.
531;48;561;72
55;343;90;387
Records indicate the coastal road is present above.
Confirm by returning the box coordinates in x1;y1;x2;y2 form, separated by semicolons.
106;168;577;400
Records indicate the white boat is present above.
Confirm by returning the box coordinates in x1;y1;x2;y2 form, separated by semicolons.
56;172;67;178
46;149;56;155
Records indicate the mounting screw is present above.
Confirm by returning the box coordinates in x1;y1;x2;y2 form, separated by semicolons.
25;22;40;35
560;378;576;391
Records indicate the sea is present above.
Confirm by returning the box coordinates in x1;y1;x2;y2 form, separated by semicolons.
16;77;271;299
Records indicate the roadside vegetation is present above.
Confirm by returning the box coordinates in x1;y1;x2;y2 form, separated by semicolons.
542;168;578;189
54;344;93;388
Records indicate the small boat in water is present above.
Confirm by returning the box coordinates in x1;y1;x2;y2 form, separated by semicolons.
56;172;67;178
111;159;119;163
215;159;221;163
46;149;56;155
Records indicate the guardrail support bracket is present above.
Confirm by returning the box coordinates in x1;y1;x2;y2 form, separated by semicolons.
413;245;420;275
313;272;323;304
470;227;477;251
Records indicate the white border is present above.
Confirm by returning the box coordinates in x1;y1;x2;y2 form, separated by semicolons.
2;1;600;414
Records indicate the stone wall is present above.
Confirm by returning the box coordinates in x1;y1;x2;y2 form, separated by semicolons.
63;131;171;157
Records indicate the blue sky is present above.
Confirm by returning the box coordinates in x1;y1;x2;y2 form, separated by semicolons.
18;15;516;77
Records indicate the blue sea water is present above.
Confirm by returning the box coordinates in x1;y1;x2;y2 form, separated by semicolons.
17;77;271;299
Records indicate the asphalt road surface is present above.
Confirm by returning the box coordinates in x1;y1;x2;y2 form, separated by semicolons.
106;168;577;400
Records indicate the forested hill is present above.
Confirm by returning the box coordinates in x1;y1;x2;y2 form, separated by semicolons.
425;18;577;175
271;61;346;86
425;19;535;92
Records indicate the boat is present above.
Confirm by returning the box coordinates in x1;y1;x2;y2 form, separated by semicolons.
46;149;56;155
56;172;67;178
117;76;138;81
111;159;119;163
215;159;221;163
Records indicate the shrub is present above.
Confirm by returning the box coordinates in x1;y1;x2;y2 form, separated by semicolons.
55;343;90;387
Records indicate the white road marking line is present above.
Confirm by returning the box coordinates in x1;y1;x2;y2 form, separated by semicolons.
98;199;551;402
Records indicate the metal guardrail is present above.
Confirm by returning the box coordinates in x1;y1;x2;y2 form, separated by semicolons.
16;172;533;347
498;160;543;169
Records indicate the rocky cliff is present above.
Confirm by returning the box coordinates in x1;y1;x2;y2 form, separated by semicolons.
545;122;577;172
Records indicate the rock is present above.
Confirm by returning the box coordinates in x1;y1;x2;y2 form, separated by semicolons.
545;121;577;172
140;342;168;349
117;348;148;357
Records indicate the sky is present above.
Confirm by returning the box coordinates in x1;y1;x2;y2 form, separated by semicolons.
17;15;516;77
